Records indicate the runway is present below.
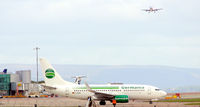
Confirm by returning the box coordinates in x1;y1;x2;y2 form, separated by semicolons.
0;97;200;107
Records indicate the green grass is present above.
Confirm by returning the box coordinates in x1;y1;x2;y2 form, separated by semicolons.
157;98;200;102
185;103;200;105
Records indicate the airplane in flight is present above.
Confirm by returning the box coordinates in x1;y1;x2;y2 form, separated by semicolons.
142;7;163;13
40;58;167;106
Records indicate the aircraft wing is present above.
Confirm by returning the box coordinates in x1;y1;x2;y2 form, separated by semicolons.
142;9;150;11
155;8;163;11
85;82;115;100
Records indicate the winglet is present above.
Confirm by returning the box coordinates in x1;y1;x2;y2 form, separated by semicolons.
85;82;91;90
85;82;95;93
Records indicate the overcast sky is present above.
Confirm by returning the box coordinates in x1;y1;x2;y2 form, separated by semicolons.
0;0;200;68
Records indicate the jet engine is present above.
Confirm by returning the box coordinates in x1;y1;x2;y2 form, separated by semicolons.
114;95;129;103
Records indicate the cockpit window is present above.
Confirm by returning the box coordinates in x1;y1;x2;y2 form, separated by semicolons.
155;89;160;91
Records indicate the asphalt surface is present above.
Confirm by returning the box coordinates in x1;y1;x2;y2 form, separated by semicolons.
0;97;200;107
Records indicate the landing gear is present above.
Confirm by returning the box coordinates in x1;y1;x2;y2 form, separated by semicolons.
99;100;106;105
149;101;153;104
86;97;97;107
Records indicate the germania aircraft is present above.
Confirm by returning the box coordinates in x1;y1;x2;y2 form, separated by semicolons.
40;58;167;106
142;7;163;13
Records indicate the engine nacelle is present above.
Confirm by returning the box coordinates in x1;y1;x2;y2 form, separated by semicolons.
114;95;129;103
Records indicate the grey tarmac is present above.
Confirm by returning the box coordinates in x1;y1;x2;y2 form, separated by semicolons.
0;97;199;107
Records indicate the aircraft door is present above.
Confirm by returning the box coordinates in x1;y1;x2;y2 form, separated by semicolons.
65;87;69;97
148;87;151;95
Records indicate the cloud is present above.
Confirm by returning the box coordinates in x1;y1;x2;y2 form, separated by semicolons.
190;73;200;79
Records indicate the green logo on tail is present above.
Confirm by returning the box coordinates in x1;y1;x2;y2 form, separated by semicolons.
45;69;55;79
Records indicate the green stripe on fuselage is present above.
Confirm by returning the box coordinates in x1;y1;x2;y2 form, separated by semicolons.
74;86;119;90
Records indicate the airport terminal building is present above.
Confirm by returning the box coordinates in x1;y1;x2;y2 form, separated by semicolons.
0;73;10;95
0;69;38;96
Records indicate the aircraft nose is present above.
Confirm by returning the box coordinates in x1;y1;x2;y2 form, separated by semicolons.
161;91;167;96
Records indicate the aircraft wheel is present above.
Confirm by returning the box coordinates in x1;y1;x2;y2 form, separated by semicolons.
99;100;106;105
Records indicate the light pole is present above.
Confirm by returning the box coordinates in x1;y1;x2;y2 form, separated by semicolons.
34;47;40;84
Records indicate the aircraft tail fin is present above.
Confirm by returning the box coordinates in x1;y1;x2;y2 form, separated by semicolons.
3;69;7;74
40;58;74;86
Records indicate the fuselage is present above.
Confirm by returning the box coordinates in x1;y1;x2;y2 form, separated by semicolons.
47;84;167;101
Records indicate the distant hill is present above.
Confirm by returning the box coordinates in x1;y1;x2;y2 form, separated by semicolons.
166;86;200;93
0;64;200;92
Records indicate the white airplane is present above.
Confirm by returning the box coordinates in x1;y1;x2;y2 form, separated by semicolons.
40;58;167;106
142;7;163;13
